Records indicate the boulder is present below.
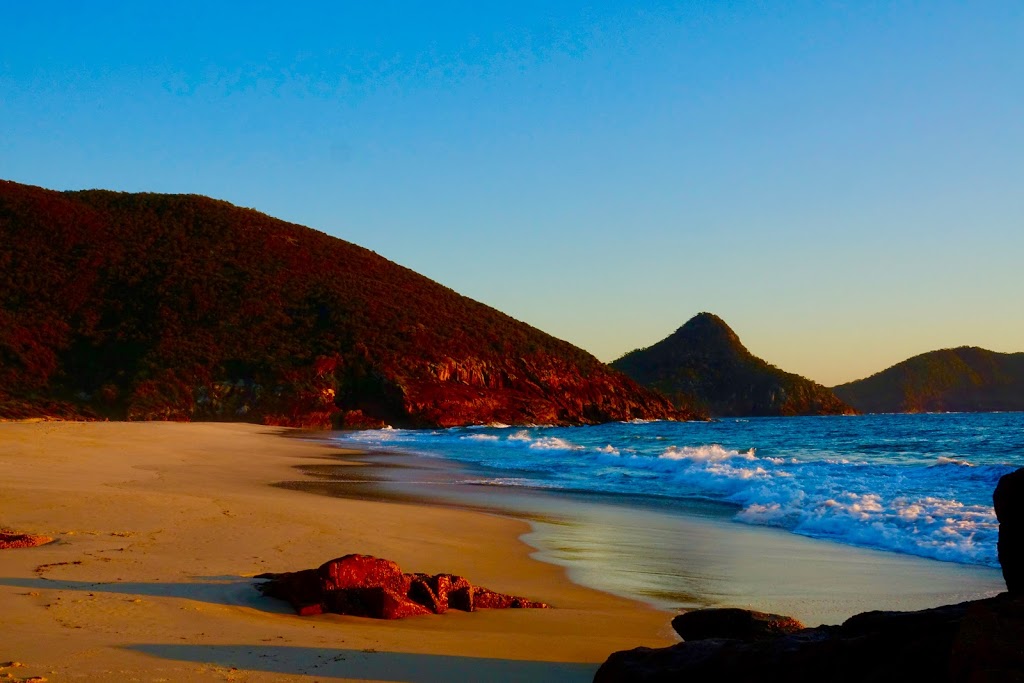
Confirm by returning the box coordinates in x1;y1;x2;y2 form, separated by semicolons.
671;608;804;641
994;468;1024;593
596;598;1024;682
256;553;547;619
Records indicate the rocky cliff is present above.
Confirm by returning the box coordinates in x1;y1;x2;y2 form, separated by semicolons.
0;180;697;427
833;346;1024;414
612;313;854;417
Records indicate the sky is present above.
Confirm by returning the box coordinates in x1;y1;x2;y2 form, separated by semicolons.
2;1;1021;386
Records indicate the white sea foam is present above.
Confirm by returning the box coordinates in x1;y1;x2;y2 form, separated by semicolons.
934;456;974;467
329;415;1022;567
659;444;756;462
529;436;582;451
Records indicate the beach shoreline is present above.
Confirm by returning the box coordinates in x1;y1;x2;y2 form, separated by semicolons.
286;435;1006;627
0;422;674;682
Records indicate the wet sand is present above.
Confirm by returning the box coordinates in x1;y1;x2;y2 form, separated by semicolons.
285;442;1006;627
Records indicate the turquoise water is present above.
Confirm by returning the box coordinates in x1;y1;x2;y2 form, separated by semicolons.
331;413;1024;567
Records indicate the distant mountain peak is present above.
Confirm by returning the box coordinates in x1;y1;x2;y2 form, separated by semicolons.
669;312;746;353
833;346;1024;413
613;313;853;418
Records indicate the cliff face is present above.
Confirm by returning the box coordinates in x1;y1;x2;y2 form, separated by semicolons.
612;313;854;417
0;180;697;427
833;347;1024;414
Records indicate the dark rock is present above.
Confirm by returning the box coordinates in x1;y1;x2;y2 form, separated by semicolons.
598;596;1024;682
950;594;1024;682
449;585;474;612
596;467;1024;682
406;573;472;614
672;608;804;641
407;575;442;613
994;468;1024;593
256;554;547;619
597;598;1024;682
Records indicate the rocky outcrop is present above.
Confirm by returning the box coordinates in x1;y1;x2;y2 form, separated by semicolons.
833;346;1024;414
595;467;1024;682
597;597;1024;682
0;531;53;549
255;554;547;619
612;313;854;417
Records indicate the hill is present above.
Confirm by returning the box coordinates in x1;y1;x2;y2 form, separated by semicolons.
832;347;1024;413
611;313;854;417
0;180;696;427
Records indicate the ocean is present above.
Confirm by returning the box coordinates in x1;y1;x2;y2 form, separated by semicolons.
323;413;1021;623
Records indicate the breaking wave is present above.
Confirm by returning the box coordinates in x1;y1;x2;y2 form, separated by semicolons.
334;413;1024;567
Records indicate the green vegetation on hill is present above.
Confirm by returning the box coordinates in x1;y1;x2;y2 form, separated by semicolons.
612;313;854;417
832;347;1024;413
0;180;694;427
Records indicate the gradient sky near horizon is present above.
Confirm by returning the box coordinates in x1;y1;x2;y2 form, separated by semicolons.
2;2;1021;385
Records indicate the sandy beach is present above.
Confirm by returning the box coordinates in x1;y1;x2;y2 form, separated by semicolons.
0;422;675;682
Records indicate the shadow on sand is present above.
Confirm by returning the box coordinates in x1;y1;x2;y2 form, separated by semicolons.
0;575;288;612
125;643;597;682
4;576;600;680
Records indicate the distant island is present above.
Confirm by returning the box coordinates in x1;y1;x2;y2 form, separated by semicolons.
0;180;699;427
611;313;854;417
833;346;1024;413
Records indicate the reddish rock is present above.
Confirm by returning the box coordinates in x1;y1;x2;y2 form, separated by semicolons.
474;587;548;610
407;573;470;614
324;586;432;620
319;554;407;591
0;532;53;549
257;554;547;619
335;409;387;430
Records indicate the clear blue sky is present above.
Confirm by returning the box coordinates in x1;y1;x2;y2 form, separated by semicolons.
2;2;1021;385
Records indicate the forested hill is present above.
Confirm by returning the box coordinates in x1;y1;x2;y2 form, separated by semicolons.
612;313;854;417
832;347;1024;413
0;180;696;427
